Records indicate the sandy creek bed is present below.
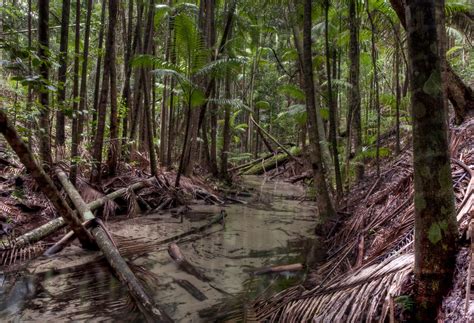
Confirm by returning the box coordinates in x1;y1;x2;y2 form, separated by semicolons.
0;176;318;322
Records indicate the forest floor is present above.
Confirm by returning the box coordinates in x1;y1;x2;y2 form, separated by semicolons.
0;117;472;322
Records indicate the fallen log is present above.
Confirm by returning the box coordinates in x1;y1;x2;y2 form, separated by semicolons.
55;169;172;322
250;115;302;165
11;179;150;249
286;171;312;183
241;147;302;175
158;210;226;246
0;109;95;249
174;279;207;301
168;243;210;282
228;153;274;172
251;263;304;276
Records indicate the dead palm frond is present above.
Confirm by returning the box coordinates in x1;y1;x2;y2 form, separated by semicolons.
0;241;46;273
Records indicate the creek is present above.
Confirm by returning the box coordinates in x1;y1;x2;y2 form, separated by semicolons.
0;176;318;322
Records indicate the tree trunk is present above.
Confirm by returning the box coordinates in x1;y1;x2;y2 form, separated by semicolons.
405;0;458;320
395;23;401;155
0;110;95;249
366;1;381;177
106;0;119;176
70;0;93;184
55;0;70;151
349;0;363;182
70;0;81;179
91;0;115;184
324;0;343;198
55;169;172;322
301;0;336;225
90;0;106;142
37;0;53;167
220;76;232;181
121;0;134;158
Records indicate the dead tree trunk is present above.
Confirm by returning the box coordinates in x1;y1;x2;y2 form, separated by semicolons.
55;169;172;322
0;110;95;249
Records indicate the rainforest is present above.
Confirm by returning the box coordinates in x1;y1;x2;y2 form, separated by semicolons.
0;0;473;322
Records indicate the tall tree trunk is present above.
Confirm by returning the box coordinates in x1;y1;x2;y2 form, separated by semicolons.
349;0;363;182
366;1;381;177
121;0;134;158
324;0;343;198
390;0;474;124
301;0;336;225
405;0;458;321
220;76;231;181
142;0;157;175
55;0;70;151
106;0;119;176
395;23;401;155
70;0;93;184
37;0;53;167
91;0;114;184
90;0;106;141
26;0;33;150
159;6;170;166
70;0;81;177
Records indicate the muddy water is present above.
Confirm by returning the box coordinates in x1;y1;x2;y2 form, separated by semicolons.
0;176;318;322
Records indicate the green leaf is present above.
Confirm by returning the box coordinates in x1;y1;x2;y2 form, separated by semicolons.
255;100;270;110
278;84;305;100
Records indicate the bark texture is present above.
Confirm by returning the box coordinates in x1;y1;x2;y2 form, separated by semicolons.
405;0;458;320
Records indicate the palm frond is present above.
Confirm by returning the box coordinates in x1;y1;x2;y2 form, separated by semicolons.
194;57;248;78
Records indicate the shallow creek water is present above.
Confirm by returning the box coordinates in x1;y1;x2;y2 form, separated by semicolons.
0;176;318;322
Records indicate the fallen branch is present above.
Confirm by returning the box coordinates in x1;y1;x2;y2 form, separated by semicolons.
168;243;210;282
250;115;302;165
252;263;304;276
174;279;207;301
55;169;172;322
241;147;301;176
286;171;312;183
12;179;151;249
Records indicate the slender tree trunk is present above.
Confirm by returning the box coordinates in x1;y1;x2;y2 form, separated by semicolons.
405;0;458;320
395;23;401;155
26;0;33;150
37;0;53;167
349;0;363;182
91;0;114;184
366;1;381;177
106;0;119;176
160;8;170;166
301;0;336;225
70;0;81;177
70;0;93;184
90;0;106;141
220;76;232;181
55;0;70;151
71;0;81;167
142;0;157;175
324;0;342;198
121;0;134;159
